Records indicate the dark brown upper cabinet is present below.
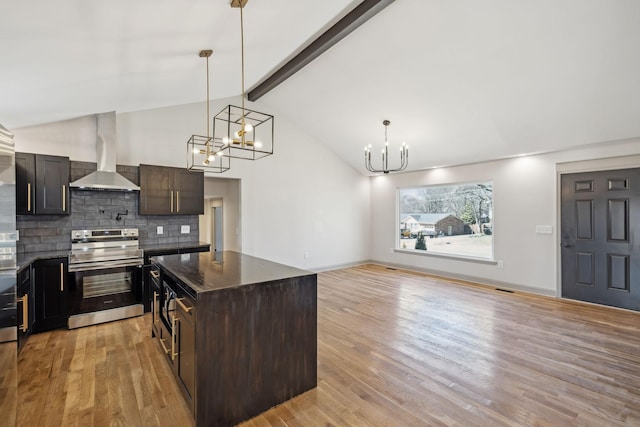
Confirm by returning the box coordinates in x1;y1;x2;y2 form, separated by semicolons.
139;164;204;215
16;152;70;215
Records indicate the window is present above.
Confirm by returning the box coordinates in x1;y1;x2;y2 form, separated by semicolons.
398;182;493;259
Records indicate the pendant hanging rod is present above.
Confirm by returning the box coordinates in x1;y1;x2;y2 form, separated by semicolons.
200;49;213;139
240;4;245;120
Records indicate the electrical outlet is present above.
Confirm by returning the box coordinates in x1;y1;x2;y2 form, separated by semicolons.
304;251;309;259
497;260;504;268
181;225;190;234
156;226;163;235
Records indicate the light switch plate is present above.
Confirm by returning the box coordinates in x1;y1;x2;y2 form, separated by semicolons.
535;225;553;234
181;225;190;234
157;226;163;235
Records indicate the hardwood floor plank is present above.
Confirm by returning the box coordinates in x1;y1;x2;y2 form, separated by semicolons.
16;264;640;426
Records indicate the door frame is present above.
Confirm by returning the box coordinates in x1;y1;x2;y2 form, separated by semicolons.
555;154;640;299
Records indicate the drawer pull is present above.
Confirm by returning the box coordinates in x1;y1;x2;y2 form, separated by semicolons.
159;338;170;355
19;295;28;332
150;269;160;279
176;298;192;313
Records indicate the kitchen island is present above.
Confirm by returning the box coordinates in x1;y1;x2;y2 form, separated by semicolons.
150;251;317;427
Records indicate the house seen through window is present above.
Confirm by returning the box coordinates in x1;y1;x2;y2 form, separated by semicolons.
398;182;493;259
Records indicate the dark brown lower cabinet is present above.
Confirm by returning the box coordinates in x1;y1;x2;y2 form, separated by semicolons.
17;266;33;351
33;258;68;333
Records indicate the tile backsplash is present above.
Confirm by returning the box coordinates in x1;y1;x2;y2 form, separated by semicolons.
15;162;200;253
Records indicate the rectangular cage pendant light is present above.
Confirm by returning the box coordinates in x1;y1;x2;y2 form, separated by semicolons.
187;134;231;173
213;104;274;160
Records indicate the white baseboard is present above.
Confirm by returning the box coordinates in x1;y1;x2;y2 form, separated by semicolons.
362;259;558;298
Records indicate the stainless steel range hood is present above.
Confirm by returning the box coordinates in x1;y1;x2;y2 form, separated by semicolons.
70;112;140;191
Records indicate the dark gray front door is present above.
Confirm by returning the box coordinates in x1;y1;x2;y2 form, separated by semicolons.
561;168;640;311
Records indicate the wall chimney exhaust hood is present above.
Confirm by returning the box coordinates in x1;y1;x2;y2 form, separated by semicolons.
70;112;140;191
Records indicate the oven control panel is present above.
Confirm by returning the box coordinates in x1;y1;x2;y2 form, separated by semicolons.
72;228;139;241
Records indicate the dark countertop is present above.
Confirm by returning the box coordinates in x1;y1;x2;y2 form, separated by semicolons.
152;250;315;294
16;242;210;272
17;250;70;272
141;241;210;256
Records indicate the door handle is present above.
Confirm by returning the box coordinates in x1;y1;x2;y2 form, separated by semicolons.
171;315;177;361
27;183;31;212
19;295;28;332
62;185;66;211
60;263;64;291
153;291;158;325
176;190;180;212
170;191;174;213
560;242;572;248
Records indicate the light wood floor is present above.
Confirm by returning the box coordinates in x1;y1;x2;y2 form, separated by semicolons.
17;264;640;426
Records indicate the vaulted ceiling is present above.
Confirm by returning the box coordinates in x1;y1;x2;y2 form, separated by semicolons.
3;0;640;174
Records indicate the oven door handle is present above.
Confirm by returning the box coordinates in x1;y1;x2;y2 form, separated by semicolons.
68;259;143;272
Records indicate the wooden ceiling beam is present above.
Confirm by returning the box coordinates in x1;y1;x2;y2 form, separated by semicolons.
248;0;395;102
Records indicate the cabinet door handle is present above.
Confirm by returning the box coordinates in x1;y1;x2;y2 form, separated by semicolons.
150;269;160;279
170;191;174;213
60;263;64;291
27;183;31;212
171;315;177;361
176;298;192;313
177;190;180;212
62;185;66;211
153;291;158;325
19;295;28;332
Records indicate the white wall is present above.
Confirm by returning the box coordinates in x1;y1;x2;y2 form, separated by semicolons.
370;137;640;296
14;98;371;271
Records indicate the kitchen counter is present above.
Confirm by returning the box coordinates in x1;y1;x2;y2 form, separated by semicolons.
16;250;69;272
141;241;210;255
151;250;313;294
150;251;317;426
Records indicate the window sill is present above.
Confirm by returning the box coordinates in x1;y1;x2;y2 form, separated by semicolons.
394;248;497;265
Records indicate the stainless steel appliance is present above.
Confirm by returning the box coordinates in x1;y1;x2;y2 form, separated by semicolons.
68;228;144;329
0;123;17;343
0;122;17;425
69;112;140;191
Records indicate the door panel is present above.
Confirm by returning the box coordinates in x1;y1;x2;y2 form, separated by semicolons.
35;155;69;214
561;168;640;311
